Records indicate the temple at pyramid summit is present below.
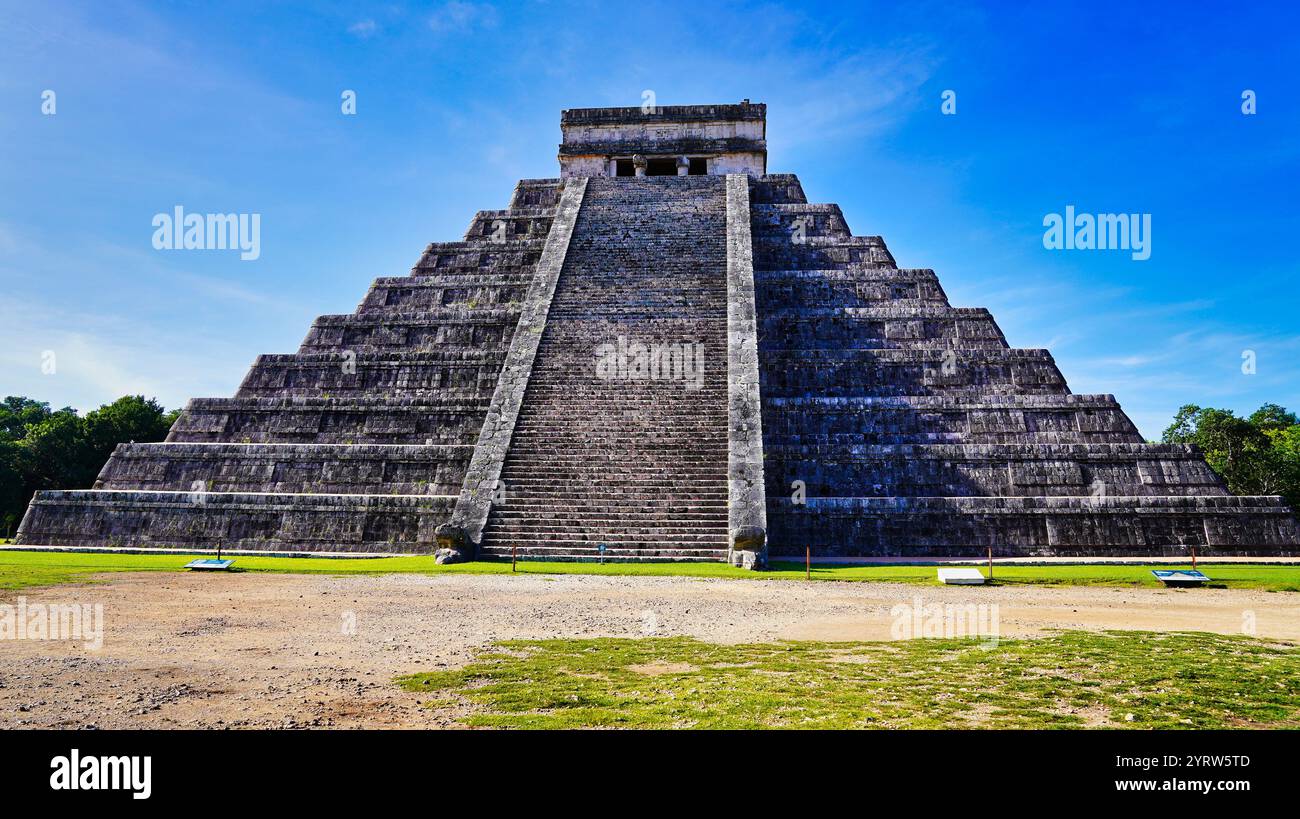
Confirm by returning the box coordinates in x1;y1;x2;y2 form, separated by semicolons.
17;101;1300;565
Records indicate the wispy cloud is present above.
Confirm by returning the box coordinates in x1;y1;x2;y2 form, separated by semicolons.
0;294;251;414
1061;327;1300;437
348;19;379;39
768;46;940;147
427;2;498;34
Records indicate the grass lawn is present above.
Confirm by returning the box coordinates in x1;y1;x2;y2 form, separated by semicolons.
1;549;1299;592
396;630;1300;729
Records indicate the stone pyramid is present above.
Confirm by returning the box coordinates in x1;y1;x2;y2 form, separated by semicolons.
17;101;1299;564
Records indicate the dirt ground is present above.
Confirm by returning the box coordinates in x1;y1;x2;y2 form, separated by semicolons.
2;571;1296;729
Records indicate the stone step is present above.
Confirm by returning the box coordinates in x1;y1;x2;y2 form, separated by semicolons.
94;441;470;495
756;282;948;306
504;441;729;451
490;510;727;521
487;509;728;521
500;463;727;474
768;495;1300;557
489;485;728;497
505;423;729;433
766;441;1228;498
754;234;895;271
505;433;728;442
760;348;1068;397
413;239;547;275
497;473;728;485
483;526;727;542
758;308;1007;350
480;534;726;548
463;208;555;242
516;385;728;395
361;277;530;314
496;468;727;482
507;424;729;435
499;457;726;472
756;267;940;281
489;487;728;498
765;442;1205;458
16;489;452;552
309;307;521;324
237;350;507;399
300;309;520;352
761;393;1142;443
499;445;728;455
751;203;851;241
477;545;728;562
749;175;808;204
492;495;728;509
508;178;563;209
500;454;727;465
490;508;727;521
168;395;493;445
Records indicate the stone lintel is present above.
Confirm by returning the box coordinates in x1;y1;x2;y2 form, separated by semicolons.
561;102;766;125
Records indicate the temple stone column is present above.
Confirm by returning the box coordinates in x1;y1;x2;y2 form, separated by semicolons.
633;154;647;177
676;156;690;175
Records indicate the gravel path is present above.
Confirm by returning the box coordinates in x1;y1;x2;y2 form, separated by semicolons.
2;571;1296;729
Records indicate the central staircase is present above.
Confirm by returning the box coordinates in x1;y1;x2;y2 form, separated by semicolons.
478;176;732;561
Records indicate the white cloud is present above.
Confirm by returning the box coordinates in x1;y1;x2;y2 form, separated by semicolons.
348;19;379;38
0;294;250;414
427;2;498;34
0;220;298;413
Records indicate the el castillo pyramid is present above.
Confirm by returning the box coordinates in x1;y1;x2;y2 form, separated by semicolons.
17;101;1299;565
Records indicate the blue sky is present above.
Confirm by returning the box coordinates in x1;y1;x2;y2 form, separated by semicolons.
1;0;1297;438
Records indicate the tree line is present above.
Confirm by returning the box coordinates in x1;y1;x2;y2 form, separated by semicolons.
0;395;179;538
1161;402;1300;510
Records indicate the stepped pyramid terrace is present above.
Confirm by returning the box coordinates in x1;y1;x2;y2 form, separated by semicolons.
16;101;1300;566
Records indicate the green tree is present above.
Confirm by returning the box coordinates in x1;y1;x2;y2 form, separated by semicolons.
82;395;177;469
1260;425;1300;510
20;409;95;491
0;396;58;441
1161;404;1204;445
0;395;178;538
0;440;25;536
1249;403;1298;432
1162;403;1300;511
